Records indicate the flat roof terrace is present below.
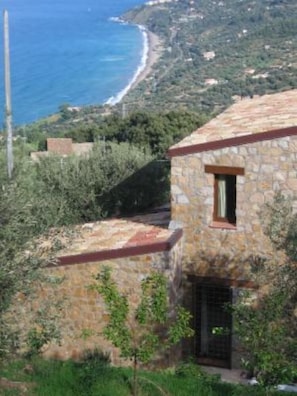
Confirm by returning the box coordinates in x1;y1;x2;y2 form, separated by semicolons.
51;211;182;266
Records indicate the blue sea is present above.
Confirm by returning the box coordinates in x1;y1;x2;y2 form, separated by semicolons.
0;0;146;126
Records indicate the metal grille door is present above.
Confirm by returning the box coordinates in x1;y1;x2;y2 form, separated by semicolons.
194;284;232;368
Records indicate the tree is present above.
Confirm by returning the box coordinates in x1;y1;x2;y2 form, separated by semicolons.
35;141;166;221
58;103;73;121
232;193;297;386
90;267;194;396
0;155;71;359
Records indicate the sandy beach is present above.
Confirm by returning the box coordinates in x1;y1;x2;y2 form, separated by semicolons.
105;28;163;106
131;30;163;90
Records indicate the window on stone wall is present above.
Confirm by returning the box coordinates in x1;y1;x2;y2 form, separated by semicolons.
205;165;245;228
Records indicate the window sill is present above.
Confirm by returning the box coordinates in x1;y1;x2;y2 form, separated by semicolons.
209;221;237;230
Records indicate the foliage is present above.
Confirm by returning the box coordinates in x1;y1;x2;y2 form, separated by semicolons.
0;136;170;360
0;356;294;396
35;141;168;221
19;109;206;160
121;0;297;115
0;147;74;360
25;301;63;358
232;288;297;386
91;267;194;395
260;191;293;251
104;159;170;215
91;110;206;158
175;359;206;379
77;348;111;391
232;193;297;386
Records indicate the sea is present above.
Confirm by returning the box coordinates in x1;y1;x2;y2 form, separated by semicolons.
0;0;146;126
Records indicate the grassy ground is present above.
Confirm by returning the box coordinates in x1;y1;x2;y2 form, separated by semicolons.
0;354;295;396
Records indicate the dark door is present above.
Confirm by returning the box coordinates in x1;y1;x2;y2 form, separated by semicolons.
194;284;232;368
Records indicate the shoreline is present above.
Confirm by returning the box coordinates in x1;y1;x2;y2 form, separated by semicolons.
105;26;163;106
130;30;162;90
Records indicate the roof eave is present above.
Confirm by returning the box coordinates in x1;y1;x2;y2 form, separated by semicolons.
167;126;297;158
49;229;183;267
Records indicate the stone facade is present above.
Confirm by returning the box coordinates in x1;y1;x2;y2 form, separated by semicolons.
170;135;297;280
47;138;73;155
168;90;297;368
15;216;183;364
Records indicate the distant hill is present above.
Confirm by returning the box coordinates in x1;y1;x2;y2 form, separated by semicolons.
14;0;297;138
122;0;297;116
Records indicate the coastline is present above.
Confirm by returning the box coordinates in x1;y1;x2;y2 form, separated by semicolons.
130;30;162;90
105;26;163;106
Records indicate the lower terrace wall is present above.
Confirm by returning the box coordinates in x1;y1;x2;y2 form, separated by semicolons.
15;238;183;365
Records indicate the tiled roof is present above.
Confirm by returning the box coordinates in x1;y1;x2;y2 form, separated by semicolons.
168;90;297;156
52;211;181;265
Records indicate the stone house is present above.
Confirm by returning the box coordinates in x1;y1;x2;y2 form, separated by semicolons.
19;89;297;368
167;89;297;368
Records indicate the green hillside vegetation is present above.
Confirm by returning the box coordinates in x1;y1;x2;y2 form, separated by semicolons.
19;110;206;158
11;0;297;146
123;0;297;114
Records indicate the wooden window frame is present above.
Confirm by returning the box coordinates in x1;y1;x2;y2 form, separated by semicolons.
205;165;245;228
205;165;245;176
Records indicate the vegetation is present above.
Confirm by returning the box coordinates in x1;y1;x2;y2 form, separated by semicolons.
232;193;297;386
0;355;295;395
91;268;194;395
18;109;206;159
0;136;171;361
0;144;67;360
0;99;203;362
34;141;168;220
1;0;297;391
123;0;297;114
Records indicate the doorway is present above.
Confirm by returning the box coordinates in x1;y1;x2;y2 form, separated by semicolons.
194;283;233;368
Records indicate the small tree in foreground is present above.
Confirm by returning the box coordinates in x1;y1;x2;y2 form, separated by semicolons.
232;193;297;386
90;267;194;396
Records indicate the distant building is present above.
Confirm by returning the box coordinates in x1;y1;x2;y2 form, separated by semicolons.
205;78;218;86
203;51;216;60
30;138;94;161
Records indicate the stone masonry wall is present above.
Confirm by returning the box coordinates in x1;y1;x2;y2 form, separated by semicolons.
171;135;297;280
16;239;183;364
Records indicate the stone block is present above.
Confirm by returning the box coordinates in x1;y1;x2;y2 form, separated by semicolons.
177;194;190;204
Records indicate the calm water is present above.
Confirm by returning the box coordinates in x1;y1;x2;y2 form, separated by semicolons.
0;0;145;126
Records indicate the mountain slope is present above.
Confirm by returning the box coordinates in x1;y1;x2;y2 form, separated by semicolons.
123;0;297;115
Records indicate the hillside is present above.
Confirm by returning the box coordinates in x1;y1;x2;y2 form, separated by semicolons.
13;0;297;137
122;0;297;115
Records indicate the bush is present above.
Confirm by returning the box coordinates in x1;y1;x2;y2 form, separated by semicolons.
78;349;111;391
35;142;164;223
175;360;206;379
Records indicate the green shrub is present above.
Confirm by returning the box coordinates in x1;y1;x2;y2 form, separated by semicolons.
175;360;206;379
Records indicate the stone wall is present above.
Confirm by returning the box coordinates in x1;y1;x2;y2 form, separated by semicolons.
171;135;297;280
16;238;183;364
47;138;73;155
